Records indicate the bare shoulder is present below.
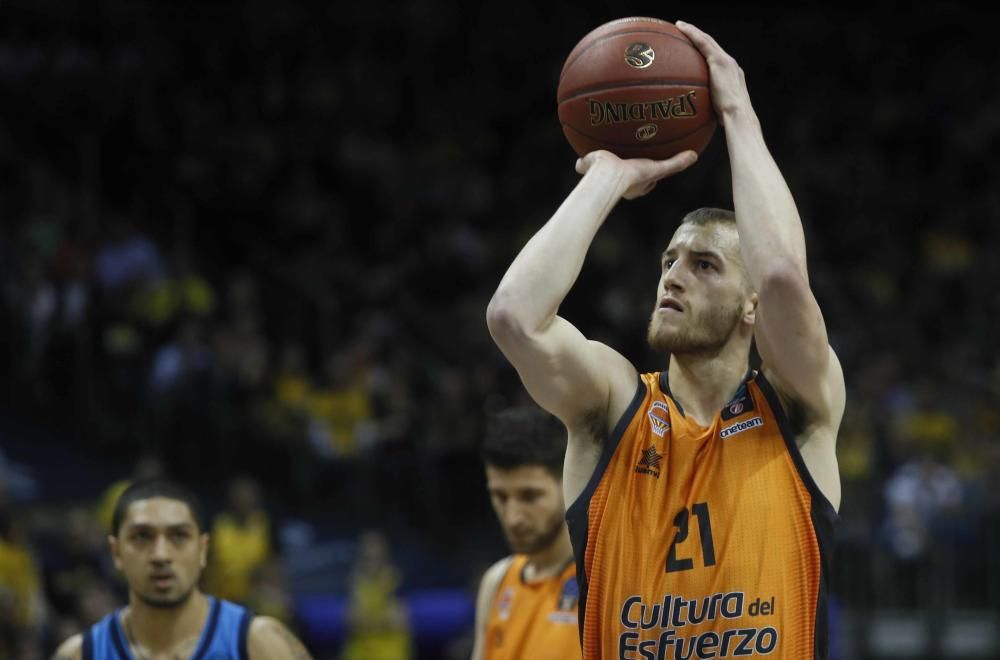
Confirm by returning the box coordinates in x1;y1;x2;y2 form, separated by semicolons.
591;340;642;427
248;616;314;660
559;344;641;507
763;345;845;431
761;348;845;511
490;307;638;440
51;634;83;660
478;556;514;599
472;556;515;660
558;340;639;443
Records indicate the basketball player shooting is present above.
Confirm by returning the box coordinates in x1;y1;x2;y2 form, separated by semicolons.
487;20;844;660
51;480;313;660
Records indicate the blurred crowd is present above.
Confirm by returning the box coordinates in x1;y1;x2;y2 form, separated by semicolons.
1;1;999;658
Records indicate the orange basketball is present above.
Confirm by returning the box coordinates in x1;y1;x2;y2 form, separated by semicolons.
557;17;717;160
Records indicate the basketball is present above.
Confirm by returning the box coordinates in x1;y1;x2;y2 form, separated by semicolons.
557;17;717;161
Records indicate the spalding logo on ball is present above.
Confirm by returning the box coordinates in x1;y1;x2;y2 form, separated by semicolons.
557;17;717;160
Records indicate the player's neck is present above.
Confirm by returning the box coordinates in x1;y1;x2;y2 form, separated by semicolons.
126;590;209;653
666;340;750;426
524;526;573;582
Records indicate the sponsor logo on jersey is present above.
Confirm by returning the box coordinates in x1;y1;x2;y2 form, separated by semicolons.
648;401;671;437
719;416;764;439
721;392;756;421
617;591;780;658
497;586;514;621
547;611;578;624
635;445;663;479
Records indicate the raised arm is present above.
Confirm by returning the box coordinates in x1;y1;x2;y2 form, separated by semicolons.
677;21;844;504
487;151;697;430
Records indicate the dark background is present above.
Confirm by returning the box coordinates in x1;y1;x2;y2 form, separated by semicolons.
1;1;998;658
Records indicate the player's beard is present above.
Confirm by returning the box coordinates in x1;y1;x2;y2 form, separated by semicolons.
506;508;566;556
647;296;744;356
135;583;196;609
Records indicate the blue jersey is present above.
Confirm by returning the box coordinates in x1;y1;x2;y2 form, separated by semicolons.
83;596;253;660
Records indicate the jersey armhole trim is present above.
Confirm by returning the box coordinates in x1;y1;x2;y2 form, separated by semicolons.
564;374;646;643
238;609;253;660
755;371;838;524
110;613;132;660
190;597;223;660
565;374;645;521
82;631;94;660
491;555;516;591
756;372;837;659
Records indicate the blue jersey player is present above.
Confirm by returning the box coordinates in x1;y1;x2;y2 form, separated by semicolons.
51;479;312;660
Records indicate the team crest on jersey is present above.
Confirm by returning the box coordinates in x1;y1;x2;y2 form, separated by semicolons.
721;391;756;420
497;586;514;621
556;577;579;611
549;577;580;623
635;445;663;479
647;401;671;437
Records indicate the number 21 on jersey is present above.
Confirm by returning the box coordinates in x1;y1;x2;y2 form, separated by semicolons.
666;502;716;573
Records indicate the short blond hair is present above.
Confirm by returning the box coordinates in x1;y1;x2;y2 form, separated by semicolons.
681;207;736;227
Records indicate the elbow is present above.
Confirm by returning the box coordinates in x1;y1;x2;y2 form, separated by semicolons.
486;290;525;345
757;258;808;294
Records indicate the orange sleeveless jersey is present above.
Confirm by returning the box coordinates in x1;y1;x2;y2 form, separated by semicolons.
566;371;837;660
484;555;583;660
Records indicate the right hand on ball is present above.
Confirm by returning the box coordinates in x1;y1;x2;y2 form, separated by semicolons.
674;21;755;125
575;149;698;200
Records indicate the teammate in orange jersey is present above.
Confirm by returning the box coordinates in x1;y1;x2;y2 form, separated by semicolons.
471;406;582;660
487;20;844;660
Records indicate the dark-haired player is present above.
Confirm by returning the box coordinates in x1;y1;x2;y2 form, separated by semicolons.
52;479;313;659
472;406;582;660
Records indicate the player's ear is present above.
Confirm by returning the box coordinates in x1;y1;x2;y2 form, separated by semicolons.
743;291;758;325
109;534;123;571
199;533;209;569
